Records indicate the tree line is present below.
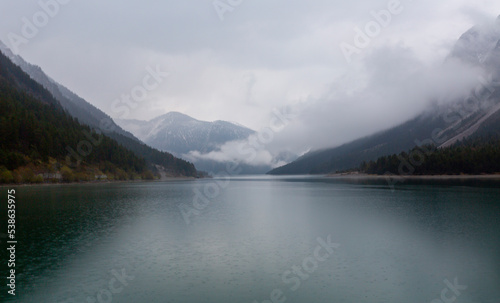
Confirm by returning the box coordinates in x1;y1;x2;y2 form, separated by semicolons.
0;50;197;183
359;135;500;175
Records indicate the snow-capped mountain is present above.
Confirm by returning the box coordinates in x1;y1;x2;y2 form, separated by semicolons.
117;112;255;157
116;113;274;174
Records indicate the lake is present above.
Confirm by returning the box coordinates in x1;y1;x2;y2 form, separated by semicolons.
2;176;500;303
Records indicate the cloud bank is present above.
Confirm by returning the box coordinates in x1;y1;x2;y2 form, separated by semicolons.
0;1;498;167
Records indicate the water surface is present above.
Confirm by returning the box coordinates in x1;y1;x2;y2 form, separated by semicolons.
2;176;500;302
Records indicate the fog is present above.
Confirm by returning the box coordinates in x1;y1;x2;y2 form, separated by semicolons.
187;45;488;167
1;1;499;166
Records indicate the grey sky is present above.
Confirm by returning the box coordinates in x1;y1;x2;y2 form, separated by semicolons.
1;0;499;160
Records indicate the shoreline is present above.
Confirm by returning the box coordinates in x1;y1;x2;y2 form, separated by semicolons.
327;172;500;180
0;176;199;188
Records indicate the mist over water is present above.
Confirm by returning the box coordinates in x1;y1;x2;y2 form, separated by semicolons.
4;177;500;303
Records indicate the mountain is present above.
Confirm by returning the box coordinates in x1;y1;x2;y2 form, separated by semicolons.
117;112;258;173
0;50;151;182
448;17;500;66
0;42;197;177
361;135;500;176
269;17;500;175
117;112;255;155
0;41;135;140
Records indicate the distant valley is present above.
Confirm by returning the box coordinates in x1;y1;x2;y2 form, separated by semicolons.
116;113;278;174
116;112;254;155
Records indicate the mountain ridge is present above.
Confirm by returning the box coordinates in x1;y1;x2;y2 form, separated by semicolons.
117;112;255;156
117;112;262;173
0;50;153;182
0;40;138;141
0;41;197;177
268;17;500;175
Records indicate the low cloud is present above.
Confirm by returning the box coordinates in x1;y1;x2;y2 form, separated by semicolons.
186;43;488;167
1;1;498;168
270;45;487;151
183;137;273;167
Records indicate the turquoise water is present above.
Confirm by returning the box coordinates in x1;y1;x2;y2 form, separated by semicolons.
2;176;500;302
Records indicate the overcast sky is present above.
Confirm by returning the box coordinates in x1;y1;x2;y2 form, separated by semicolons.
1;0;500;159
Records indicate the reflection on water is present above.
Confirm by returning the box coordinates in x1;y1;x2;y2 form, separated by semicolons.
2;177;499;302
